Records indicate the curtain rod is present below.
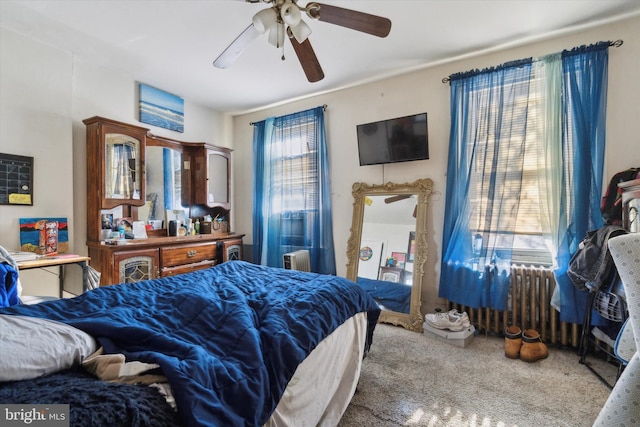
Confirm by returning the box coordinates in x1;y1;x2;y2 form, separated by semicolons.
441;39;623;84
249;104;327;126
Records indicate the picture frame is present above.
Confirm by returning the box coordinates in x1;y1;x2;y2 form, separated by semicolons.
139;83;184;133
1;153;34;205
101;213;114;230
19;217;69;254
407;231;416;263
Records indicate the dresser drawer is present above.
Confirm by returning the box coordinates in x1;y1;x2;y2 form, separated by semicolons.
161;260;216;277
160;242;217;267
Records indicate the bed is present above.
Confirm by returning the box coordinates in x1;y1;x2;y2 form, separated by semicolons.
0;261;380;427
357;276;411;313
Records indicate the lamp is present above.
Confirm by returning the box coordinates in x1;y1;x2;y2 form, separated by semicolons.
254;2;312;47
289;19;311;43
252;8;277;34
280;1;301;26
268;22;285;48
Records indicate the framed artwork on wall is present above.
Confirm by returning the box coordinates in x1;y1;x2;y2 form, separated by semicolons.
19;217;69;254
138;83;184;133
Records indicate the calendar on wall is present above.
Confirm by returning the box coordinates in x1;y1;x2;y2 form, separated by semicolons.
0;153;34;205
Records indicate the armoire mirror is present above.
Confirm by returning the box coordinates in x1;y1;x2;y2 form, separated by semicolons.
104;133;141;201
208;151;229;204
346;179;433;332
144;135;187;223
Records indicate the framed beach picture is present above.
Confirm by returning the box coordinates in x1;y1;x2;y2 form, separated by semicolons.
139;83;184;133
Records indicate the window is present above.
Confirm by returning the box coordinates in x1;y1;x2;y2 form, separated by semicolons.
270;121;318;213
272;119;318;247
441;43;610;319
252;106;336;274
466;68;552;265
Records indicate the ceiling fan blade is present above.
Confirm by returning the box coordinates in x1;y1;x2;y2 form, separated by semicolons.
288;28;324;82
307;3;391;38
213;24;260;69
385;195;411;204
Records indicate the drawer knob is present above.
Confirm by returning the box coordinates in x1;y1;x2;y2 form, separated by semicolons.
187;250;197;258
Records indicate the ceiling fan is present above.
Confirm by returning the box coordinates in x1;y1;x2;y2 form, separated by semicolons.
384;195;411;204
384;194;416;217
213;0;392;83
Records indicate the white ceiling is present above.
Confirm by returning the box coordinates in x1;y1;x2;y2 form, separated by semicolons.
2;0;639;115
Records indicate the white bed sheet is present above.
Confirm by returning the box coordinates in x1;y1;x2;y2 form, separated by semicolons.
265;311;368;427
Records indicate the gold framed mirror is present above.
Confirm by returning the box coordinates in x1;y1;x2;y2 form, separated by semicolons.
346;179;433;332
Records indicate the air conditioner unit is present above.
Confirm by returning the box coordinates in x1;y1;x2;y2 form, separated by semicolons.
283;250;311;272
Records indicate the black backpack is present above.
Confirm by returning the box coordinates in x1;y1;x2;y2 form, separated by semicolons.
567;225;627;292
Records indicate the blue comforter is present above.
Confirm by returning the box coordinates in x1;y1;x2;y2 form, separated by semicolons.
0;261;380;427
357;276;411;313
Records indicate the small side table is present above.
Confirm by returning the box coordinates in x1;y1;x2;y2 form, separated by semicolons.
17;254;91;298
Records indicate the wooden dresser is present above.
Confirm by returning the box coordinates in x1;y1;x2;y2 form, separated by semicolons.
83;116;243;286
87;234;243;285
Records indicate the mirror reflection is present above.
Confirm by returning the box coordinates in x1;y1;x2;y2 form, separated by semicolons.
357;194;417;313
346;179;433;332
208;152;228;204
144;145;185;222
105;134;141;200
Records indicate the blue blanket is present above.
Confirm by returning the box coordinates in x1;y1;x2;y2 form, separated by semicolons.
357;276;411;313
0;261;380;427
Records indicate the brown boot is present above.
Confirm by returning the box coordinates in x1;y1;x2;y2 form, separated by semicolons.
520;329;549;362
504;325;522;359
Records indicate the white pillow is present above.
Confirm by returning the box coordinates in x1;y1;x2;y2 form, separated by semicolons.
0;314;97;381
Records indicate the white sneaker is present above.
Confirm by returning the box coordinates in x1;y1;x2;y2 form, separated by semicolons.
425;309;470;331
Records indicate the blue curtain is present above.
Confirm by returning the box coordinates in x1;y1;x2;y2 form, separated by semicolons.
252;121;267;264
439;59;533;310
553;42;609;324
440;42;609;323
163;148;173;210
252;106;336;274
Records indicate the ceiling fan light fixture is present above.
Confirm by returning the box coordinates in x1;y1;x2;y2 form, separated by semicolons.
280;1;301;27
252;8;277;34
268;22;285;48
289;20;311;43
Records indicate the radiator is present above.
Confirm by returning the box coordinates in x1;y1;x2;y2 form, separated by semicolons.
283;249;311;272
447;264;581;348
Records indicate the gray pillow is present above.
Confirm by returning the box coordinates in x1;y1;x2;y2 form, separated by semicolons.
0;314;97;381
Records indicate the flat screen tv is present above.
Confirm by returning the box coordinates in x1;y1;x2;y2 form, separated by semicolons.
356;113;429;166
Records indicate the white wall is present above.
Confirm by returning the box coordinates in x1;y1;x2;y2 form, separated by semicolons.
232;14;640;314
2;15;638;308
0;28;229;295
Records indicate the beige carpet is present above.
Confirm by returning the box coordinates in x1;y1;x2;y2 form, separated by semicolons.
339;323;616;426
